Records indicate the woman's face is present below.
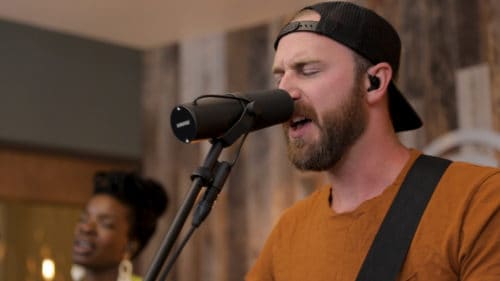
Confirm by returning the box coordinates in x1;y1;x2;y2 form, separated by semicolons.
72;194;133;270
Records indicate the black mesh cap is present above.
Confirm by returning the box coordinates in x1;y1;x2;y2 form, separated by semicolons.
274;1;422;132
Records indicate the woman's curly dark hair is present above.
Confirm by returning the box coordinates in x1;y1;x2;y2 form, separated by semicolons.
93;171;168;257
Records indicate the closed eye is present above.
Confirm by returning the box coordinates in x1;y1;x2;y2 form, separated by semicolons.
301;68;319;76
296;62;321;77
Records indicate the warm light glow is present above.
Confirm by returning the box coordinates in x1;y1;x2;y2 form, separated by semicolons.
42;259;55;281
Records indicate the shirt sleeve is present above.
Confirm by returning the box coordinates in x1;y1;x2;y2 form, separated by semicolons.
461;172;500;281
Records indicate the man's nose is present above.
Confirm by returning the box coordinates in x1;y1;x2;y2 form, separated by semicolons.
278;74;301;101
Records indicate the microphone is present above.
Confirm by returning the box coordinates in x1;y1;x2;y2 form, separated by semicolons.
170;89;293;143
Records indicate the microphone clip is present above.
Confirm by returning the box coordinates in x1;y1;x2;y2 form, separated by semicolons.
213;101;256;147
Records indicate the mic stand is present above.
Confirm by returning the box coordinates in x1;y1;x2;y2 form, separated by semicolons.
157;161;232;281
144;101;257;281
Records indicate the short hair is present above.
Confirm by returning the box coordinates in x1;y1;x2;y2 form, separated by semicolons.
93;171;169;257
352;51;373;79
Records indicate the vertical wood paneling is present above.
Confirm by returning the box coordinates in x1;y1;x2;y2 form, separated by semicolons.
178;34;227;281
400;0;459;141
225;24;272;281
138;45;181;277
456;64;493;130
455;0;483;67
482;0;500;132
455;64;496;162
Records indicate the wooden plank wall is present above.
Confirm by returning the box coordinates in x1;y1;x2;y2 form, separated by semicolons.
139;0;500;280
0;145;138;205
483;0;500;131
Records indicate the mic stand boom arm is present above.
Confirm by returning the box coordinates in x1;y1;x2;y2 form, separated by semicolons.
144;101;257;281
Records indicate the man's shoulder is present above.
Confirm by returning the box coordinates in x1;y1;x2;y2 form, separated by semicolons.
445;160;500;182
434;159;500;200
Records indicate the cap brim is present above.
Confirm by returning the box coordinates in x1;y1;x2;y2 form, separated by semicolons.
388;82;422;132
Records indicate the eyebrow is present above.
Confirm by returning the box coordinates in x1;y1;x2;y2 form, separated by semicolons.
272;66;283;75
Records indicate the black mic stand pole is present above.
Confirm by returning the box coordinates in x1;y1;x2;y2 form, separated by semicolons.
143;140;223;281
144;101;257;281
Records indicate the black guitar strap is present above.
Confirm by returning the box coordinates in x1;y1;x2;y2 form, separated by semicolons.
356;154;452;281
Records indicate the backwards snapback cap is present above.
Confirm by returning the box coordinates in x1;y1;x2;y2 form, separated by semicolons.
274;1;422;132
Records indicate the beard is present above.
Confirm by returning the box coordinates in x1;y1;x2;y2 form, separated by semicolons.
284;80;367;171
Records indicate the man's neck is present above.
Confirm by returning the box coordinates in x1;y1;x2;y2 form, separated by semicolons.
326;134;411;213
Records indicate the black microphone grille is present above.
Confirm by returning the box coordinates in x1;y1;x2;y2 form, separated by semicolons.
170;89;293;143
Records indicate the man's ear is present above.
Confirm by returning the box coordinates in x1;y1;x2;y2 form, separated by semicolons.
367;74;381;92
365;62;393;104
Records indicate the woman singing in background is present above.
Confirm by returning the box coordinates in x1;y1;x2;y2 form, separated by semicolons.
71;171;169;281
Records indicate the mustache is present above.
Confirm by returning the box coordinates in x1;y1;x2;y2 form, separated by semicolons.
294;102;319;123
283;101;319;132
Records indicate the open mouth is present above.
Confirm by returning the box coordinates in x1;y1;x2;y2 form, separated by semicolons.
73;238;95;255
290;116;312;129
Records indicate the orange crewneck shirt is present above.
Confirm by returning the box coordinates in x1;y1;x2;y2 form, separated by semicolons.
246;150;500;281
